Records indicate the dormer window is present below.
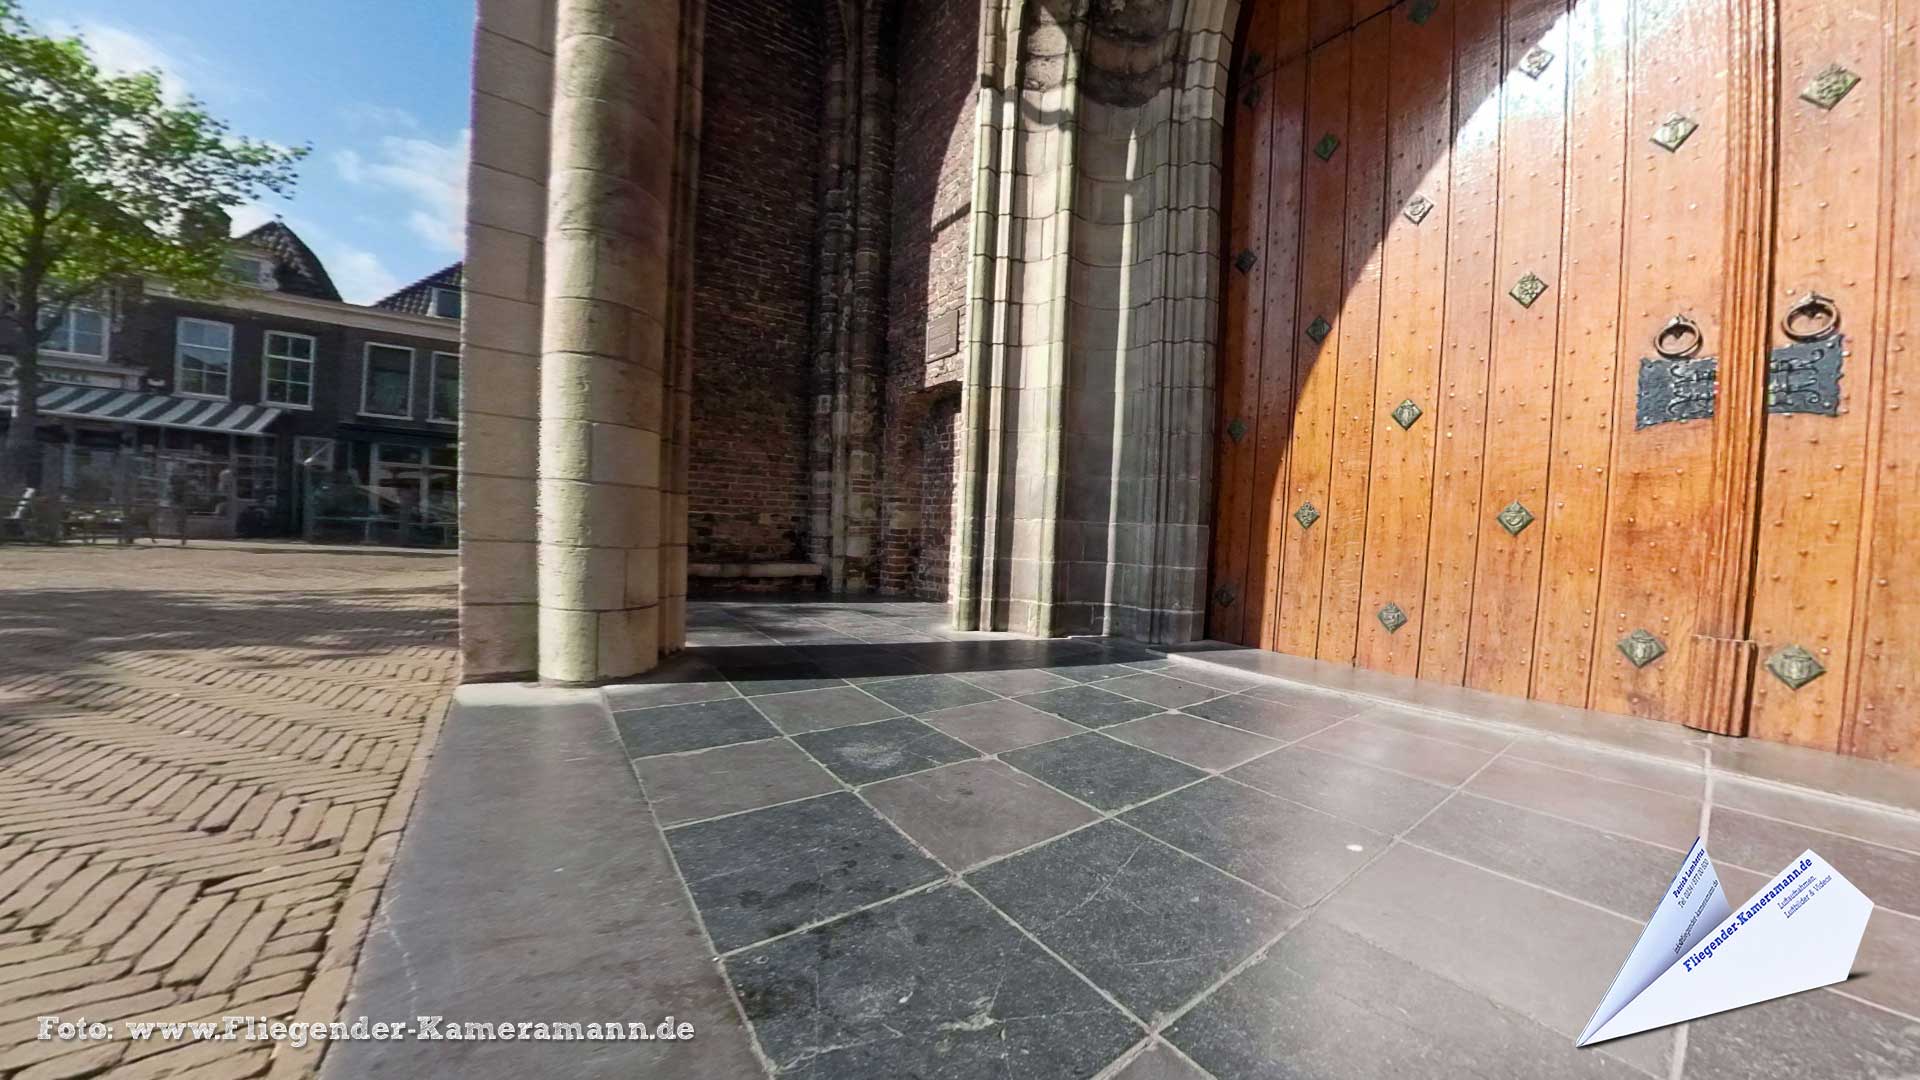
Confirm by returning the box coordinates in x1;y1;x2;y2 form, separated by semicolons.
40;307;109;358
222;253;273;288
430;287;461;320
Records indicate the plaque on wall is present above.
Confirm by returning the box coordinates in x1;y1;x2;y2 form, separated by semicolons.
1766;333;1843;416
925;307;961;362
1636;356;1719;429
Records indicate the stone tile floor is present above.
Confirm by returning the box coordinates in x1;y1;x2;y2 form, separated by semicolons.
593;599;1920;1079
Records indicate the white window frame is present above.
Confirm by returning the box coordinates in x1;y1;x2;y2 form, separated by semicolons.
430;287;461;319
261;330;317;410
360;341;416;419
223;253;272;288
428;351;459;423
174;317;234;400
40;306;110;359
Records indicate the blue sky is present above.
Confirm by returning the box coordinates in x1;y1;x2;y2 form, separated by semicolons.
22;0;474;304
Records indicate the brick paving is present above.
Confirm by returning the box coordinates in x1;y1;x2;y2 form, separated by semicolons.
0;542;456;1079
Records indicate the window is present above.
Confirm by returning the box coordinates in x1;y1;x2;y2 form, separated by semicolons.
175;318;234;398
430;287;461;320
223;254;271;286
429;352;459;422
40;308;108;358
371;442;457;525
361;343;414;417
263;331;316;408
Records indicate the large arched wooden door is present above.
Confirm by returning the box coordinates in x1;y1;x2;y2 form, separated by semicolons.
1207;0;1920;765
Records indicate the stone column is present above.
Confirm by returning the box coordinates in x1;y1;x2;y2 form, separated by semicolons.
536;0;681;683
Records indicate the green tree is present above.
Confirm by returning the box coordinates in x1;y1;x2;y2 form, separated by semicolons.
0;0;305;488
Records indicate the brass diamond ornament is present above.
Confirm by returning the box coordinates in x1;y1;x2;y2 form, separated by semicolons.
1496;501;1535;536
1294;501;1320;530
1800;64;1860;111
1518;46;1554;79
1408;0;1438;25
1651;113;1699;152
1213;584;1238;608
1510;272;1548;308
1378;603;1409;633
1391;399;1423;430
1766;645;1826;690
1234;249;1257;274
1226;417;1248;443
1306;316;1333;343
1617;629;1667;668
1403;194;1434;225
1314;133;1341;161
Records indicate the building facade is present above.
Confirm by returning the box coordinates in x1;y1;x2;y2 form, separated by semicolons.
459;0;1920;769
1;223;464;543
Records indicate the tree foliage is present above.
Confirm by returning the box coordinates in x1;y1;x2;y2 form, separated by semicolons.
0;0;307;481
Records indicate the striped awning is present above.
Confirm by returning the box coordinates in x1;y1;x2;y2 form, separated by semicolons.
16;386;284;435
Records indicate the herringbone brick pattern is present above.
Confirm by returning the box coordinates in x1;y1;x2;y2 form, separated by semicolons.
0;543;456;1079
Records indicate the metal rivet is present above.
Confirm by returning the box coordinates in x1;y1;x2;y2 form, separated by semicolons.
1800;64;1860;110
1651;113;1699;152
1403;194;1434;225
1618;629;1667;668
1765;644;1826;689
1392;400;1423;430
1510;272;1548;308
1294;501;1320;530
1378;603;1408;633
1314;133;1341;161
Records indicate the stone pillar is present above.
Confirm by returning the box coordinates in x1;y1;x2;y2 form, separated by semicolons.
536;0;681;683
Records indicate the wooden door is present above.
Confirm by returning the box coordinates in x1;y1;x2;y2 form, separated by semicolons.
1208;0;1920;765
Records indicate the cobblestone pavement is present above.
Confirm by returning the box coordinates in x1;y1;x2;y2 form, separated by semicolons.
0;541;456;1080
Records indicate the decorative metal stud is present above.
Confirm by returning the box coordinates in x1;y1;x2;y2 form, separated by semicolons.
1408;0;1439;25
1617;629;1667;668
1213;584;1238;608
1800;64;1860;111
1651;113;1699;152
1227;417;1248;443
1378;603;1409;633
1765;645;1826;690
1306;316;1333;343
1294;501;1321;530
1234;249;1258;274
1518;46;1554;79
1510;272;1548;308
1243;82;1263;109
1403;194;1434;225
1313;133;1341;161
1496;501;1535;536
1391;399;1423;430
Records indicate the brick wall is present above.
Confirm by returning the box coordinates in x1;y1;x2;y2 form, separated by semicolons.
688;0;825;564
879;0;977;597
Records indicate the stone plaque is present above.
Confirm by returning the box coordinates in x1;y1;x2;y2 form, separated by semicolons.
925;307;961;362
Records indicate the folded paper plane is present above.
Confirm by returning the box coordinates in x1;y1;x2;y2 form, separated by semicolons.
1577;838;1872;1046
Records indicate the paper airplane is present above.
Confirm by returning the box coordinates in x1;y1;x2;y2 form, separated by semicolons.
1577;838;1872;1046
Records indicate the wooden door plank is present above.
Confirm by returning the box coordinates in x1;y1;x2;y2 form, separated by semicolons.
1273;36;1354;656
1249;53;1311;648
1208;0;1282;645
1845;0;1920;765
1354;0;1453;675
1310;0;1354;48
1317;13;1391;663
1589;0;1732;723
1531;0;1633;706
1418;0;1504;683
1747;0;1886;749
1463;0;1569;695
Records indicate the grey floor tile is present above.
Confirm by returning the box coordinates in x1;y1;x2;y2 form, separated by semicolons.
1315;844;1672;1077
602;677;735;712
1182;694;1343;743
919;698;1086;755
956;667;1080;696
1126;660;1274;693
1352;703;1515;753
1016;684;1162;728
1228;745;1453;834
1712;777;1920;854
751;685;901;734
735;673;850;696
636;739;839;826
1708;808;1920;918
1300;720;1497;787
1103;673;1223;709
1505;734;1706;799
1105;713;1281;771
1041;661;1142;684
969;822;1298;1023
792;715;979;786
1682;981;1920;1079
613;697;781;758
667;792;943;952
861;673;997;714
727;885;1140;1080
1002;733;1206;811
1465;755;1702;848
1166;920;1641;1080
864;759;1100;870
1108;1041;1210;1080
1124;779;1384;906
1239;681;1368;717
1409;794;1691;919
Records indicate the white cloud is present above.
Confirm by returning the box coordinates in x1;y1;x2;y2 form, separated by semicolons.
52;21;192;103
335;128;470;256
340;103;422;133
